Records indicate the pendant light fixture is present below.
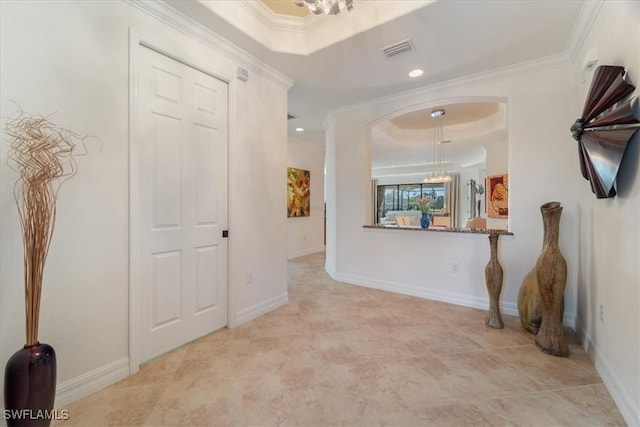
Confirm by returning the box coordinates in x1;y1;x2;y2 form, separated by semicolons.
293;0;354;15
424;109;452;183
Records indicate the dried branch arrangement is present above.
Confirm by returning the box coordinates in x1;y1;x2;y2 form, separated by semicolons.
4;106;87;346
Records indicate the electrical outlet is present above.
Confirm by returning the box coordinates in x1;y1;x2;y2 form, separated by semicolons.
451;262;459;273
247;270;254;284
599;304;604;322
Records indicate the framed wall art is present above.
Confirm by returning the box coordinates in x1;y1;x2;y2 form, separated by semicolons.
486;174;508;219
287;167;310;217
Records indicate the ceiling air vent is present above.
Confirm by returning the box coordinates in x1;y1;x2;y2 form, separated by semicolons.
381;39;414;59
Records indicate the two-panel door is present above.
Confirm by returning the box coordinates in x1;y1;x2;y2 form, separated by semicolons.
137;46;228;362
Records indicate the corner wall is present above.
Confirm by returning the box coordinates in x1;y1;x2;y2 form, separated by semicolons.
0;0;290;407
571;1;640;424
287;138;326;260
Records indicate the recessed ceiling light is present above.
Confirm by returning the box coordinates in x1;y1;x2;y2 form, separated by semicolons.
295;127;304;132
408;69;424;78
430;109;445;118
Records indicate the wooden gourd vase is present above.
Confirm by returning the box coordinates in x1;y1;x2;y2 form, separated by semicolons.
484;232;504;328
534;201;569;357
517;268;542;333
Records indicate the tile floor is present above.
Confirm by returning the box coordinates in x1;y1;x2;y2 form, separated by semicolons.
57;252;625;426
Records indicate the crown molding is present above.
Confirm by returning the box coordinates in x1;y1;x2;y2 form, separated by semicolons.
126;0;293;89
564;0;605;63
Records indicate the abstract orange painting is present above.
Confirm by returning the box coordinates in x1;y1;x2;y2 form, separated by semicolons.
487;174;508;218
287;167;310;217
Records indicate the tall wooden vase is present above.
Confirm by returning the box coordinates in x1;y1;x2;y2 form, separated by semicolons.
534;201;569;357
484;232;504;329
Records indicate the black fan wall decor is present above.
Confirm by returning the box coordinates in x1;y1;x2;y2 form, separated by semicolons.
570;65;640;198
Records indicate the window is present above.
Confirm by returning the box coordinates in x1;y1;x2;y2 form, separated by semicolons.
376;183;446;222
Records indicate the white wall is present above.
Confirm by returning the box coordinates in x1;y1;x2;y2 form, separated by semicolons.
325;67;579;334
0;0;290;406
325;119;338;277
571;1;640;424
287;138;325;259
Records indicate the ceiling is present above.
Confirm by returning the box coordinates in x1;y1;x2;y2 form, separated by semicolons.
390;103;499;131
260;0;309;17
372;102;507;176
164;0;587;147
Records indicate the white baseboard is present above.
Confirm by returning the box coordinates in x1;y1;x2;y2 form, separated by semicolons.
55;357;129;408
332;272;576;329
325;264;336;279
333;271;515;314
576;319;640;426
288;246;325;260
563;312;576;330
234;292;289;325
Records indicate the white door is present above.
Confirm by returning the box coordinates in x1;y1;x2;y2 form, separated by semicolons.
137;46;228;362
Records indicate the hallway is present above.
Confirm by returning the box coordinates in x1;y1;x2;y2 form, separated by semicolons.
58;252;624;426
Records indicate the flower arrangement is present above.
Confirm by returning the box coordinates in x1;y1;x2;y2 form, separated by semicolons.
417;197;435;214
4;106;88;346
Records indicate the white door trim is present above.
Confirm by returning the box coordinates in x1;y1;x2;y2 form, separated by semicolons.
128;29;235;374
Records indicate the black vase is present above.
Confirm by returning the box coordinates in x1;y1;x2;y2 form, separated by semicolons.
4;343;57;427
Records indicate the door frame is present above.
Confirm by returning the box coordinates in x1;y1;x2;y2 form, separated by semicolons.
128;29;234;374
